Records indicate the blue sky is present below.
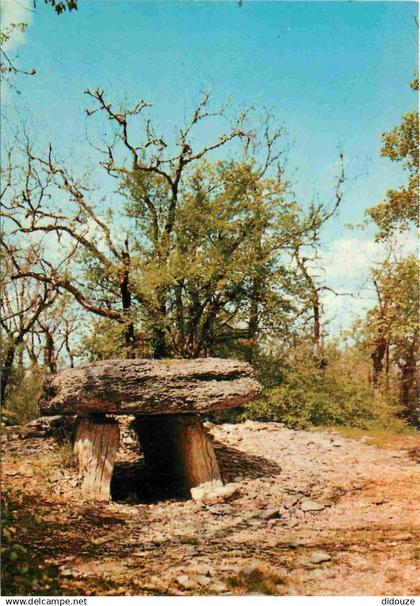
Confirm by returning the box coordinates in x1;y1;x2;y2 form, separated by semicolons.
1;0;418;332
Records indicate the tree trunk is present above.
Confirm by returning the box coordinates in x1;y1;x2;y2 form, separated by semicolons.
134;413;222;498
64;334;75;368
74;416;120;500
152;326;168;358
246;232;264;364
371;337;387;384
152;295;169;358
313;299;321;355
295;252;325;367
399;337;419;427
43;328;57;373
27;333;39;366
120;273;135;355
0;345;16;405
120;239;136;356
246;288;260;364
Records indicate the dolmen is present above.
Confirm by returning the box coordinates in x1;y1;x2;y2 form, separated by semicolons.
39;358;261;501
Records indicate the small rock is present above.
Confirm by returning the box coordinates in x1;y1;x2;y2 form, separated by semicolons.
193;564;214;576
300;499;325;512
211;582;227;593
284;495;300;509
261;508;281;520
288;518;300;528
176;575;197;590
192;574;211;587
152;532;166;544
310;550;331;564
209;506;228;516
247;518;261;527
191;482;239;505
184;546;198;557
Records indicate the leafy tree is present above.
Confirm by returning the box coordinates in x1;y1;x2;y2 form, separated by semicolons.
361;256;419;425
367;78;419;240
122;158;301;358
1;154;80;413
0;243;58;406
3;91;309;359
362;76;419;426
289;155;349;365
0;236;78;421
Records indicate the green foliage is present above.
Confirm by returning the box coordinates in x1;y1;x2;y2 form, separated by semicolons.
2;80;415;435
3;89;328;362
240;346;406;430
79;317;138;361
1;489;62;595
367;81;419;239
56;434;76;468
357;256;419;425
1;365;45;426
410;71;419;92
363;76;419;425
368;256;419;351
78;158;303;359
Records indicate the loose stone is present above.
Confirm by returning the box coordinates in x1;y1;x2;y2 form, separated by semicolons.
309;550;332;564
300;499;325;512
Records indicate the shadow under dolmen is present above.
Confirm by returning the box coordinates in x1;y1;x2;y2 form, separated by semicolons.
111;439;281;504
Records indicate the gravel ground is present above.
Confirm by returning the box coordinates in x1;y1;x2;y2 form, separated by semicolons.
2;418;419;596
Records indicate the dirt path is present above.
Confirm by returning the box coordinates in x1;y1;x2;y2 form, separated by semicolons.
2;420;419;596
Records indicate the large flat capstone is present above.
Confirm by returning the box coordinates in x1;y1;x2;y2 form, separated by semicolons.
39;358;262;416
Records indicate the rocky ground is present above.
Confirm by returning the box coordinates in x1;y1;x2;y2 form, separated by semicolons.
2;418;419;596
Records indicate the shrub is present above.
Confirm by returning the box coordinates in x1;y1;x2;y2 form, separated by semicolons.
2;366;45;426
1;489;63;595
238;345;407;430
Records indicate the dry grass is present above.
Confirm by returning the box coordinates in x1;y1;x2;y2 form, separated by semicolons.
320;425;419;450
